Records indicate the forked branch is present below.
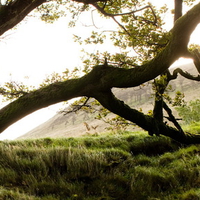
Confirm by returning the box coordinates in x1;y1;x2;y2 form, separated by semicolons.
172;68;200;81
94;89;200;144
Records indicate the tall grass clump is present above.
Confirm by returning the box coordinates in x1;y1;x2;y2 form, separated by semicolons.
0;131;199;199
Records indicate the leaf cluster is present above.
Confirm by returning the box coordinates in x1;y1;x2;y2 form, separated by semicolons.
36;2;66;23
76;1;170;65
0;81;33;101
0;67;81;102
176;99;200;124
183;0;197;6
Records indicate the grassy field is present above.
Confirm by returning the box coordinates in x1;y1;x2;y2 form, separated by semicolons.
0;130;200;200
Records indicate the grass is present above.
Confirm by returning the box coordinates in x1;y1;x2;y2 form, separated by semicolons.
0;131;199;200
183;121;200;134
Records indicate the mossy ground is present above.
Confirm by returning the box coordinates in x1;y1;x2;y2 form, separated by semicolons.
0;131;200;200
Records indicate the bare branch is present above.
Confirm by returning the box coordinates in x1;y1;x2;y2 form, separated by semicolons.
163;101;184;133
91;9;102;29
61;97;91;114
93;3;156;19
172;68;200;81
111;16;131;37
91;3;157;36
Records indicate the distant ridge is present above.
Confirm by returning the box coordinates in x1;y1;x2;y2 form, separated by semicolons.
17;63;200;139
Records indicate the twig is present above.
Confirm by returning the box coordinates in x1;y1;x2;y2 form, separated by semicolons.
92;3;158;37
163;101;184;133
61;97;91;115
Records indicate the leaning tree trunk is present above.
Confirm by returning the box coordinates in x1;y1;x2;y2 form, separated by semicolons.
1;65;200;144
94;90;200;144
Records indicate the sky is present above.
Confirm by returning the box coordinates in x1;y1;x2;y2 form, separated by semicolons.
0;0;199;140
0;18;84;140
0;4;116;140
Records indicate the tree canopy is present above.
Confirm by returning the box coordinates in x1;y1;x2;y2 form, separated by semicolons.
1;0;200;144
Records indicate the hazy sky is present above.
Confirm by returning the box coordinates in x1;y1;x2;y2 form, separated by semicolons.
0;0;199;140
0;5;116;140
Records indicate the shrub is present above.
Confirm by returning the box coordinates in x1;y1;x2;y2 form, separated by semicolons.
176;99;200;124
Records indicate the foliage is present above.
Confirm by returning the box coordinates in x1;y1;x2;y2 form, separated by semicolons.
39;70;71;88
36;0;69;23
188;44;200;52
183;0;197;6
182;121;200;134
0;68;81;102
171;91;186;107
176;99;200;124
72;0;170;70
0;80;34;101
0;131;200;199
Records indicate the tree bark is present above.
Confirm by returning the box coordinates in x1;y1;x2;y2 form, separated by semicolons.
174;0;182;22
0;0;111;37
94;90;200;144
0;0;47;36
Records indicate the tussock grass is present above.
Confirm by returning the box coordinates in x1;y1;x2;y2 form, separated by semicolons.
0;131;199;199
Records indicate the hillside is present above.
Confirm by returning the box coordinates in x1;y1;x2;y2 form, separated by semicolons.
1;131;200;199
18;62;200;139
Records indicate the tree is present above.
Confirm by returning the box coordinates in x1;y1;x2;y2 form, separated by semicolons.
1;0;200;144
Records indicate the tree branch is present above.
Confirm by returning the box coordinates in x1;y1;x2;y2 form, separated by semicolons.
174;0;183;22
189;49;200;73
172;68;200;81
94;89;200;144
61;97;91;114
163;101;183;133
93;3;156;18
0;0;47;36
92;3;157;36
73;0;107;4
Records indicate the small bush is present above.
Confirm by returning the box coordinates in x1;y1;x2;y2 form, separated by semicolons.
176;99;200;124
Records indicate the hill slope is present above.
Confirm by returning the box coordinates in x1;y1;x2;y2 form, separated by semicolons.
18;63;200;139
